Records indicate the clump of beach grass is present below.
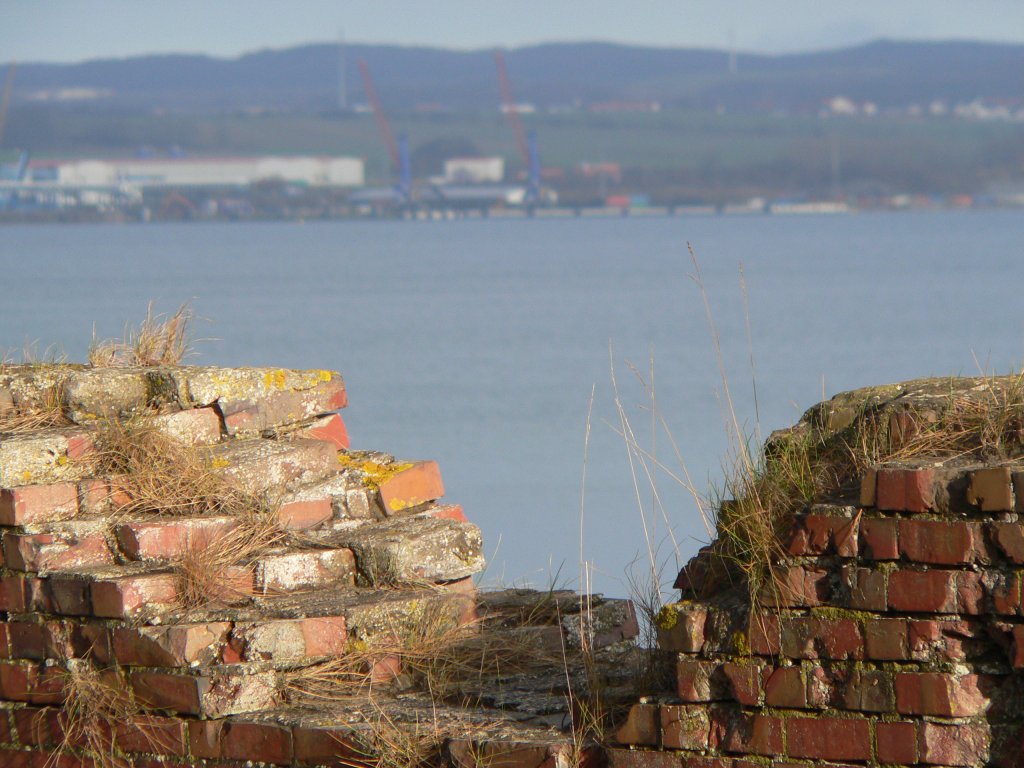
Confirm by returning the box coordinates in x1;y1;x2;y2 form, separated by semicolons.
89;302;195;367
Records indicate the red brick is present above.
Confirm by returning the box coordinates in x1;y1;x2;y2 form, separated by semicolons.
1014;625;1024;668
876;720;918;764
292;724;363;764
111;623;229;667
780;617;863;660
676;659;717;702
919;722;991;766
721;662;765;705
764;667;806;708
188;719;223;759
846;566;887;611
876;466;935;512
898;519;979;565
0;484;78;526
790;513;859;557
2;531;113;573
748;613;780;656
615;703;658;746
842;667;894;712
895;672;988;716
113;714;187;756
660;705;710;750
859;468;877;507
786;716;871;762
859;517;898;560
130;671;204;715
40;576;91;616
864;618;908;660
115;516;239;561
377;460;445;514
420;503;468;522
887;569;957;613
0;748;34;768
957;570;985;615
222;721;293;764
276;499;333;530
65;431;95;460
7;622;46;660
967;467;1013;511
0;662;64;704
722;713;783;756
91;574;179;619
298;616;347;657
762;566;828;608
13;707;58;747
991;571;1022;615
992;522;1024;564
294;413;350;450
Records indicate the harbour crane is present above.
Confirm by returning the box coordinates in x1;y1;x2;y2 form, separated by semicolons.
493;51;541;205
357;59;410;205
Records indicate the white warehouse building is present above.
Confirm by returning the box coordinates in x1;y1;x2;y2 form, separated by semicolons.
35;156;365;188
443;157;505;184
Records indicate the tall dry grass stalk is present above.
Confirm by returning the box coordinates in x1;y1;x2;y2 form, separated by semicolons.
89;303;195;367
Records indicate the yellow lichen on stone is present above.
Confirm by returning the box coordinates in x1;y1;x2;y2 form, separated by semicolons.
655;604;679;630
337;451;413;488
210;458;230;469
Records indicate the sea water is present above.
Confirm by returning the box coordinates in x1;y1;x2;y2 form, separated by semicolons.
2;211;1023;597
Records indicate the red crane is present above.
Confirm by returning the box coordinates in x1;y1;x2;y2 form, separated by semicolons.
358;58;400;173
493;51;530;168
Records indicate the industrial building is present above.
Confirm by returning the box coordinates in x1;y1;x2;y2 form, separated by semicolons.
442;156;504;184
27;156;365;189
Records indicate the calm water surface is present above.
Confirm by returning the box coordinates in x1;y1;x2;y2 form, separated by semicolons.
2;211;1023;597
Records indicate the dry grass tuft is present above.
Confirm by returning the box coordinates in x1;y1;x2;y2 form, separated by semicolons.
49;660;139;768
337;709;444;768
91;417;245;518
89;303;195;367
174;507;285;610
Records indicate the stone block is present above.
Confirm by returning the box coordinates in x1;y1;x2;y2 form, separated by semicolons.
0;429;93;488
210;438;340;493
148;406;222;446
255;548;356;593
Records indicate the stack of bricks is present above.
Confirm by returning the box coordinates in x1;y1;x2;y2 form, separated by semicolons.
0;363;486;766
610;377;1024;768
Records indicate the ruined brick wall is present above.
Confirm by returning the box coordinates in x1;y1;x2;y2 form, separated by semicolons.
610;379;1024;768
0;364;487;766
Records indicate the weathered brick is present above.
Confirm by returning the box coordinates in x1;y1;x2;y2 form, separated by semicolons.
895;671;988;716
786;715;871;762
789;511;859;557
293;413;350;450
864;617;908;660
859;517;898;560
660;705;711;751
298;616;348;657
676;659;718;702
255;548;355;593
876;467;934;512
748;613;780;656
875;720;918;764
957;569;985;615
378;460;445;514
898;519;980;565
919;722;991;766
222;721;293;764
888;568;957;613
846;566;887;611
842;667;894;712
0;661;64;704
90;573;179;619
276;498;333;530
292;724;364;764
764;666;806;708
220;376;347;435
780;617;863;660
967;467;1013;511
656;604;706;653
111;623;230;667
990;571;1022;615
614;703;658;746
149;406;222;446
1014;625;1024;668
721;662;766;705
722;713;783;756
859;468;876;507
2;530;113;573
761;566;828;608
113;714;187;756
992;522;1024;564
40;575;91;616
132;670;277;718
0;484;78;526
115;516;239;561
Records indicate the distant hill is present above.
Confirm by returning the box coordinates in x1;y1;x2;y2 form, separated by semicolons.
9;39;1024;113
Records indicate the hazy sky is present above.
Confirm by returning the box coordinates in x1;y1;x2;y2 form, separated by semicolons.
4;1;1024;62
